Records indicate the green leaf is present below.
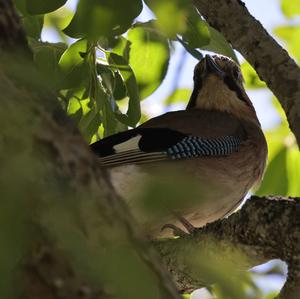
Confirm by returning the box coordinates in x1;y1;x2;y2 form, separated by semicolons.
181;9;210;48
79;109;102;142
107;53;141;127
256;146;288;196
177;37;203;60
286;144;300;196
29;40;67;86
112;36;131;63
201;26;238;63
144;0;190;38
102;95;118;136
241;62;266;89
281;0;300;18
67;96;83;124
58;39;89;89
63;0;143;42
26;0;67;14
113;71;127;101
127;21;170;99
274;25;300;63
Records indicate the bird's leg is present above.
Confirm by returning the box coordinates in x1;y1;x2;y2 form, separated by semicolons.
176;215;197;234
161;213;197;237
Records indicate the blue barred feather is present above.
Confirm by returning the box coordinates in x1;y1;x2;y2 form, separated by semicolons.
165;136;240;159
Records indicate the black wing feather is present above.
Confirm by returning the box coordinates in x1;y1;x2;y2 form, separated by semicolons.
90;128;187;157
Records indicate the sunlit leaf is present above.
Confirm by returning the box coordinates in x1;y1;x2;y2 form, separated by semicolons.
144;0;189;38
58;39;89;88
274;25;300;62
286;144;300;196
202;26;238;62
241;62;266;89
127;21;170;99
112;36;131;62
281;0;300;18
44;7;74;40
25;0;67;14
67;96;83;124
63;0;142;43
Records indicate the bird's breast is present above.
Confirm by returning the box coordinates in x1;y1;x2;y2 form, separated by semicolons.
108;126;267;237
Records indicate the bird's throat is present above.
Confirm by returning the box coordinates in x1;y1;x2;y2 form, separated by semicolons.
194;75;257;122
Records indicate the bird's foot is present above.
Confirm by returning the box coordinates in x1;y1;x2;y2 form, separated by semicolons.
161;215;197;237
161;223;188;237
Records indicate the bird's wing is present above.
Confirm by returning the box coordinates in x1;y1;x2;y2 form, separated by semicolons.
90;110;246;167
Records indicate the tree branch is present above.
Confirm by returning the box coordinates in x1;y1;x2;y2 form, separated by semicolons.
154;196;300;298
193;0;300;145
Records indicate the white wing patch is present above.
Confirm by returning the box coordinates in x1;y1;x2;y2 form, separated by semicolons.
113;135;141;153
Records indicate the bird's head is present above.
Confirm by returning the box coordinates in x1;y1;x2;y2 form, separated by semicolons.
187;54;259;123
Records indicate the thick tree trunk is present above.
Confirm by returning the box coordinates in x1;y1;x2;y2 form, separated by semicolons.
0;2;180;299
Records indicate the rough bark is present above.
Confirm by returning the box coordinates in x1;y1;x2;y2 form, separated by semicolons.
0;2;181;299
154;196;300;298
193;0;300;146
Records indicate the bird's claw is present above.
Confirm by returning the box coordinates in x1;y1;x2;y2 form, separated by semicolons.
176;215;197;234
161;216;197;237
161;223;188;237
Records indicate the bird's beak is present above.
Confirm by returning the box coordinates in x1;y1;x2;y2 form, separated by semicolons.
204;55;225;78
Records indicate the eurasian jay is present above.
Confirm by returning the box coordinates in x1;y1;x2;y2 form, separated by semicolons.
90;54;268;237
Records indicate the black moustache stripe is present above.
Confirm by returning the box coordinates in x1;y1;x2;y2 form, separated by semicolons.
223;76;247;104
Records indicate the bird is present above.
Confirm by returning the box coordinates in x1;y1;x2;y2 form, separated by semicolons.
90;54;268;237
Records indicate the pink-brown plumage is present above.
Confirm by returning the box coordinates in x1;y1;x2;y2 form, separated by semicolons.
91;54;268;237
